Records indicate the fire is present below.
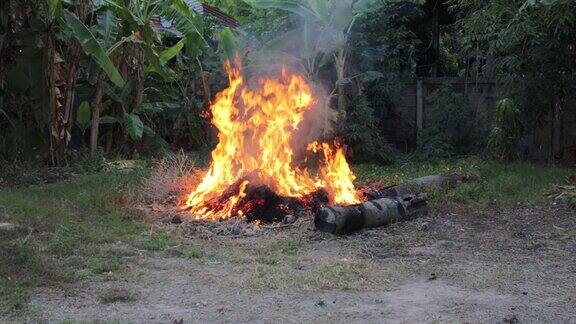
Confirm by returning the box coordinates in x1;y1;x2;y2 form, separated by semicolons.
183;59;360;221
307;141;359;206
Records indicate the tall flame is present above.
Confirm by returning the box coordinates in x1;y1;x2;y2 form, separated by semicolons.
183;59;360;220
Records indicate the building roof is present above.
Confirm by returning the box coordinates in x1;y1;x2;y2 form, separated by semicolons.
202;3;239;28
185;0;204;14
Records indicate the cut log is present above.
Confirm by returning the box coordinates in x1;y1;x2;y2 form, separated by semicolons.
366;174;460;199
314;194;428;234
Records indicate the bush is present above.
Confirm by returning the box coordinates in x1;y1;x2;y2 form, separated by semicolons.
341;95;397;164
487;98;523;161
416;85;491;159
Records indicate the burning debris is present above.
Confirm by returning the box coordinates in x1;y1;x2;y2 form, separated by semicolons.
180;58;361;222
174;58;434;230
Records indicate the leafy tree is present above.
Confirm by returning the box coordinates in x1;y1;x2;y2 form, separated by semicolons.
344;1;423;160
0;0;216;162
452;0;576;159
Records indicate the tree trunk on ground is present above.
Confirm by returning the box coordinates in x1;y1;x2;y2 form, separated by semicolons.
90;73;105;156
366;174;461;199
315;194;428;234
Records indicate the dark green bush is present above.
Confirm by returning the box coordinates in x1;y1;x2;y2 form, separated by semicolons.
416;85;491;159
340;95;397;164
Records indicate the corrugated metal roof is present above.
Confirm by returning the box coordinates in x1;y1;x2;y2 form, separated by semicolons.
202;3;239;28
185;0;204;14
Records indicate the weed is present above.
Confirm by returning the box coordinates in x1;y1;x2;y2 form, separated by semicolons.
0;233;50;317
354;158;570;206
48;226;77;255
255;255;280;266
308;259;370;290
0;158;570;317
142;152;201;204
266;237;305;255
85;257;121;274
0;169;148;315
0;280;25;315
179;245;204;259
380;236;404;250
138;232;181;251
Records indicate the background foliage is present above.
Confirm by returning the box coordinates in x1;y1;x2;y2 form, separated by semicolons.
0;0;575;165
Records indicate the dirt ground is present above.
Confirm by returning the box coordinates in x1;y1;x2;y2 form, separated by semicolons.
28;204;576;323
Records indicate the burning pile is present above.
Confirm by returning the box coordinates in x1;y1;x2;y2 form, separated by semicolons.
181;59;361;222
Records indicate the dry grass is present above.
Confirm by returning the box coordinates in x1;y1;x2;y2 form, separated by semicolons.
141;151;203;205
97;289;137;304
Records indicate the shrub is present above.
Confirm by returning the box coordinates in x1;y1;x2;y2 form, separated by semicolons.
487;98;523;161
341;95;397;164
417;85;491;159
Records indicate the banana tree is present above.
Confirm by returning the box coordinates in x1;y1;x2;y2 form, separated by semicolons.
246;0;381;126
99;83;180;142
61;0;92;143
64;6;126;155
104;0;207;100
64;0;206;155
41;0;66;164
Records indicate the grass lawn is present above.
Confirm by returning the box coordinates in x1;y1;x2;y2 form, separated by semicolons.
0;157;572;318
354;157;571;205
0;169;143;315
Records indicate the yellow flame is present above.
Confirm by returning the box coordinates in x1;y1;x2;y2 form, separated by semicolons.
183;59;360;220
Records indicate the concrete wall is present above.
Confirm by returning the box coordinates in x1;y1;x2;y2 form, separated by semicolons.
381;77;496;151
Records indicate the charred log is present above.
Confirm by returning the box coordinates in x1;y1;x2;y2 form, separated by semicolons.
238;185;288;223
238;186;329;223
185;178;330;223
314;194;428;234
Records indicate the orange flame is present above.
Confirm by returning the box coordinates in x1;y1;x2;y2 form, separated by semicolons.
183;59;360;220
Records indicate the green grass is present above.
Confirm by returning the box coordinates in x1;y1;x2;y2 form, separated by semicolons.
0;156;571;317
85;257;122;274
449;161;570;204
179;245;204;259
253;237;306;267
353;157;572;205
137;232;181;251
0;168;148;317
265;237;305;255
